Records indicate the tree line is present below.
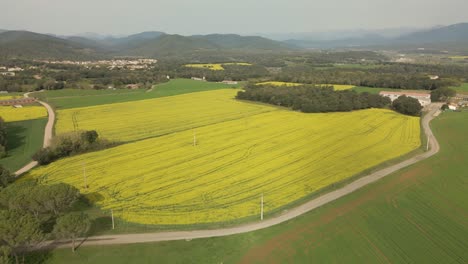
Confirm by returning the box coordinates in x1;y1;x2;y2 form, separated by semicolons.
237;84;391;113
33;130;115;165
0;118;6;158
237;83;423;116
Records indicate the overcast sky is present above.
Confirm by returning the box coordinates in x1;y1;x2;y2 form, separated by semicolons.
1;0;467;36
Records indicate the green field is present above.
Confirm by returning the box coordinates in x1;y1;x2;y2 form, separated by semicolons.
450;83;468;94
33;79;241;109
0;118;47;172
32;111;468;263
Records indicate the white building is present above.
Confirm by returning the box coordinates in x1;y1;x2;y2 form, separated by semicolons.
379;91;431;106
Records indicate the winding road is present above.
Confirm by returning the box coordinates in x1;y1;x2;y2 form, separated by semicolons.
14;92;55;176
40;104;442;249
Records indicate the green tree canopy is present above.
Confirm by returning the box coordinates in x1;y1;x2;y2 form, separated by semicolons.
53;213;91;252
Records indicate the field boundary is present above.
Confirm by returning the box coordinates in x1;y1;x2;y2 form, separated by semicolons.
37;103;442;249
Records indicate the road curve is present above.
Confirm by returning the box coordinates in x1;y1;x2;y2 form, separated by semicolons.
41;104;442;249
14;92;55;176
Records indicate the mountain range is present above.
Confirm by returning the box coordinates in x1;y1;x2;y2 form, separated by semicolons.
0;23;467;59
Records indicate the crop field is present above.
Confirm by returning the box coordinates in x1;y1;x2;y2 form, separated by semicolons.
256;82;355;90
256;81;303;87
0;119;47;171
321;84;355;90
0;106;47;122
34;112;468;264
450;83;468;94
185;63;252;71
55;89;274;142
26;102;420;225
449;55;468;60
0;95;22;100
33;79;239;109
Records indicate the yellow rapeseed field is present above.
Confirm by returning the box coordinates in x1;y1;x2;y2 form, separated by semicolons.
26;105;420;225
256;81;303;87
0;106;47;122
322;84;356;90
257;82;355;90
0;96;21;100
185;63;252;71
55;89;276;142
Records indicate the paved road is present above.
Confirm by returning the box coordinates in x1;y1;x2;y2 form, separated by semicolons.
39;104;443;249
14;92;55;176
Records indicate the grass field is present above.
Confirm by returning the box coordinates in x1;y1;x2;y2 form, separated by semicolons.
33;79;240;109
54;89;273;142
351;86;432;95
26;95;420;225
185;63;252;71
0;118;47;172
32;111;468;264
450;83;468;94
0;106;47;122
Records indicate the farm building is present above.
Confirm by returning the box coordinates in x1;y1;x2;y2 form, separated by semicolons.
221;80;238;85
0;98;36;106
379;91;431;106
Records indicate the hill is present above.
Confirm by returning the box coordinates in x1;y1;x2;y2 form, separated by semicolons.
121;34;220;56
120;33;292;57
196;34;292;51
0;31;102;60
396;23;468;43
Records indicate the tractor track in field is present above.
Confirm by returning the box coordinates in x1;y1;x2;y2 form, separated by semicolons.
14;91;55;176
37;103;442;250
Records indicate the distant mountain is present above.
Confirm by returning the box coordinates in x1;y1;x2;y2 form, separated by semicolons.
282;23;468;49
286;33;388;49
121;34;220;56
0;29;7;34
195;34;292;51
396;23;468;43
120;33;292;57
0;31;101;60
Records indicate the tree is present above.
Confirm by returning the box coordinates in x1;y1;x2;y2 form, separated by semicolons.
0;210;43;264
81;130;98;144
32;147;55;165
53;213;91;252
0;117;6;158
392;96;423;116
0;166;14;189
39;183;80;216
0;182;80;218
430;87;456;102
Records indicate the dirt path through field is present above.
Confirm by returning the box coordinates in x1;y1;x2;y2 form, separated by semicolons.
14;91;55;176
38;104;442;249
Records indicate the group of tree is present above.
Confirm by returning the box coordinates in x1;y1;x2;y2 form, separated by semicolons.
33;130;113;165
237;84;391;113
391;96;423;116
0;118;6;158
430;87;457;102
0;174;91;263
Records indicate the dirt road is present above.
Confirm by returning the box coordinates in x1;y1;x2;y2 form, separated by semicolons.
40;104;442;249
14;92;55;176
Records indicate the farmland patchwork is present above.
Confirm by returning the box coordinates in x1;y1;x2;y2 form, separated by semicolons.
25;89;421;225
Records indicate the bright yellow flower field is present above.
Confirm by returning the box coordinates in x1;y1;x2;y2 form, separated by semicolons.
55;89;275;142
0;106;47;122
257;82;355;90
256;81;303;87
26;90;421;225
185;62;252;71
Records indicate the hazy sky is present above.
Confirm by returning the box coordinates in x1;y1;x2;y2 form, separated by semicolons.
1;0;467;35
